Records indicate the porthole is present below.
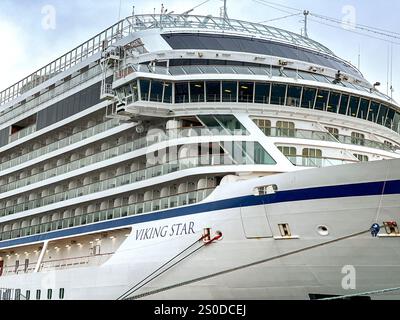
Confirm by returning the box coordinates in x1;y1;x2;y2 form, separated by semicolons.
317;225;329;236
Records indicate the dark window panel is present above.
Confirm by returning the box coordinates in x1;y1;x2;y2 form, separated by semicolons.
222;81;237;102
254;83;270;104
238;82;254;103
286;85;302;107
190;82;205;103
339;94;349;115
162;33;361;77
357;99;369;120
368;101;380;122
347;96;360;117
150;80;164;102
270;83;287;105
385;108;396;129
163;82;172;103
140;79;150;101
175;82;189;103
327;92;340;113
377;104;388;125
314;89;329;110
206;81;221;102
301;87;317;109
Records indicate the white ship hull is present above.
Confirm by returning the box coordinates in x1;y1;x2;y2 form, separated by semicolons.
0;159;399;300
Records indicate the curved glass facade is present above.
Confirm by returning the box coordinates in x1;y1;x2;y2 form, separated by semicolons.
161;33;361;78
116;79;400;134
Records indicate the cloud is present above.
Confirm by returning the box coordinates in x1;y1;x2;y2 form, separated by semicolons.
0;19;27;90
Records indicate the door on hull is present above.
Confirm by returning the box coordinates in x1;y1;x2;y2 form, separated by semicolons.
240;203;273;238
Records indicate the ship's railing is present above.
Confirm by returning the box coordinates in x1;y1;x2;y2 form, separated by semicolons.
0;287;27;300
1;261;36;276
0;64;102;127
0;188;215;242
0;118;120;172
0;126;243;194
261;127;399;152
286;155;357;167
40;252;114;271
0;153;250;218
8;124;37;144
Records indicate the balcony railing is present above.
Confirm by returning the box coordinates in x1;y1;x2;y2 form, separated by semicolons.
286;155;357;167
0;118;120;172
261;127;399;152
0;188;214;242
8;124;37;143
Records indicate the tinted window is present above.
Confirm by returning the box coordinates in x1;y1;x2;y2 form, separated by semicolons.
301;88;316;108
385;108;395;129
238;82;254;103
140;79;150;101
254;83;270;104
357;99;369;120
314;89;329;110
347;96;360;117
368;101;380;122
206;81;221;102
339;94;349;115
150;80;164;102
327;92;340;113
286;85;302;107
190;82;205;103
163;82;172;103
175;82;189;103
222;81;237;102
377;104;388;125
270;84;287;105
162;33;360;77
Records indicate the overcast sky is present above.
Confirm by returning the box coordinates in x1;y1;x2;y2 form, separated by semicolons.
0;0;399;101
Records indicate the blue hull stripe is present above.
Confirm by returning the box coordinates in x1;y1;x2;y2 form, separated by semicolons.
1;179;399;249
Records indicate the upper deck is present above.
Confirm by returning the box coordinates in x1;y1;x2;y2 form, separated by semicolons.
0;13;360;107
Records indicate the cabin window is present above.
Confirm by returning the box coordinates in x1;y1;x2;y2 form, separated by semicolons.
327;92;340;113
254;119;271;136
286;85;302;107
59;288;65;300
314;89;329;111
36;289;41;300
354;154;369;162
301;87;316;109
255;184;278;195
222;81;237;102
368;101;380;122
351;132;365;146
24;258;29;273
190;82;205;103
15;289;21;300
238;82;254;103
325;127;339;140
302;148;322;167
377;104;388;125
254;83;270;104
47;289;52;300
347;96;360;117
206;81;221;102
276;121;295;137
139;79;150;101
175;82;189;103
277;146;297;159
339;94;349;115
278;223;291;237
357;99;370;120
149;80;164;102
270;83;287;105
15;260;19;273
26;290;30;300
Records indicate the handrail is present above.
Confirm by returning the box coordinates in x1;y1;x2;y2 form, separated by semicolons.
0;118;120;172
0;126;241;194
261;127;399;152
0;153;238;217
0;187;214;242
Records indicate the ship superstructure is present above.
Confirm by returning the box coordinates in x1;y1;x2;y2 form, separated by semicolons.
0;12;399;300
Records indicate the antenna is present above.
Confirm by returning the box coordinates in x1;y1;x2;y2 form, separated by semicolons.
357;44;361;70
220;0;228;19
303;10;309;38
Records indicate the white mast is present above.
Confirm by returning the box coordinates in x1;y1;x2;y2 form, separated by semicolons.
303;10;309;38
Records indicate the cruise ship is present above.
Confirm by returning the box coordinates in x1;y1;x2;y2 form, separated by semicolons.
0;9;399;301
